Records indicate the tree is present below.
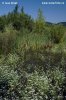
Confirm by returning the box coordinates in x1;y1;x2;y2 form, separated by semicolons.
37;8;45;23
21;6;24;14
19;13;34;31
13;4;18;14
0;17;5;32
34;8;45;34
13;19;22;30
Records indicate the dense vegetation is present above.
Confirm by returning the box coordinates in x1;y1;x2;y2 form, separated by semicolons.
0;5;66;100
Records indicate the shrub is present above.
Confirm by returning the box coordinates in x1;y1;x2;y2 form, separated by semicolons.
24;71;50;100
0;65;19;99
46;67;65;99
6;53;19;67
0;26;17;54
50;25;65;44
23;68;65;100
